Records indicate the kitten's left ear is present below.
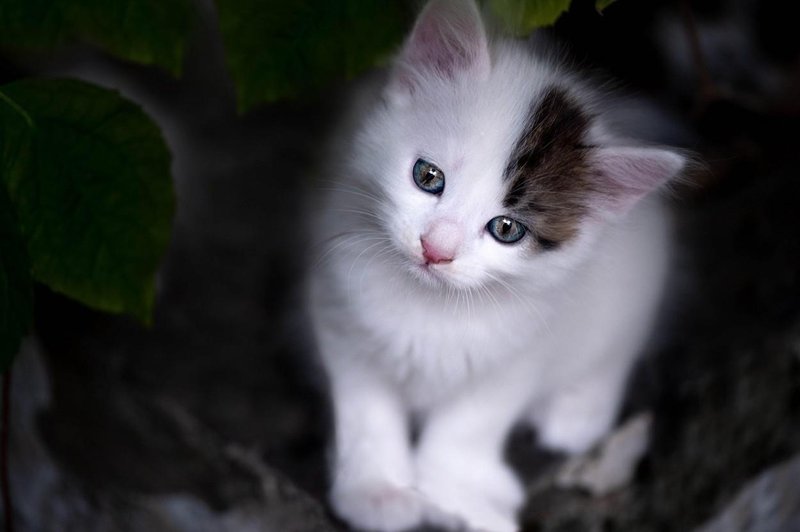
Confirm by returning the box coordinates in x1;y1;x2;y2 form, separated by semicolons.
591;146;686;215
387;0;490;101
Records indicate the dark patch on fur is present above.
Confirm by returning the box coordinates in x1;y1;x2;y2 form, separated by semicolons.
503;86;594;249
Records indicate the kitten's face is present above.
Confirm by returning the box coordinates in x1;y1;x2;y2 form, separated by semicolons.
389;98;525;289
358;79;591;291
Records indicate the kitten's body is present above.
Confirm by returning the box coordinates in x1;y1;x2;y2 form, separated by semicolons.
312;199;669;414
307;2;685;530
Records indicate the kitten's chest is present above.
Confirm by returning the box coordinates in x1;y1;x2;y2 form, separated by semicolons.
354;279;544;404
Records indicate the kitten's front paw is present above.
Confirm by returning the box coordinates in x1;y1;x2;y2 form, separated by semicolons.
331;479;423;532
417;453;523;532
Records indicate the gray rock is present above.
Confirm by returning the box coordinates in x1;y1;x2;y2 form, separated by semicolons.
7;342;336;532
696;454;800;532
556;413;652;496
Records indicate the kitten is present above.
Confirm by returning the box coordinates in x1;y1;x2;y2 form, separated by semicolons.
307;0;687;530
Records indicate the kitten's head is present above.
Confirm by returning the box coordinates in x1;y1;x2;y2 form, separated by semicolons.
352;0;685;291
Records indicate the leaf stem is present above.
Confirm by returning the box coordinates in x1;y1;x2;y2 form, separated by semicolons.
0;90;34;129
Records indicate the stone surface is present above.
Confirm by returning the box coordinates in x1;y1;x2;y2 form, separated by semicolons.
9;342;335;532
556;412;652;496
696;454;800;532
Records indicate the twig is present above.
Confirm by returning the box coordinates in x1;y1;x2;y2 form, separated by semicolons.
1;369;13;532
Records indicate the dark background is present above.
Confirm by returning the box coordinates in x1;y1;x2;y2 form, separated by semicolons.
4;0;800;530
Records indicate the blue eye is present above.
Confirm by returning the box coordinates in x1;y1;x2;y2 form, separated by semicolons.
487;216;526;244
413;158;445;195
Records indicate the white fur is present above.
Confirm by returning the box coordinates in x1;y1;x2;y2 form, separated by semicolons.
307;1;684;530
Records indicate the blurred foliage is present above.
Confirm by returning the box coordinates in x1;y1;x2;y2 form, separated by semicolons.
0;0;193;76
490;0;572;31
0;80;174;324
595;0;616;11
0;79;175;367
490;0;615;34
0;0;583;368
215;0;412;112
215;0;617;111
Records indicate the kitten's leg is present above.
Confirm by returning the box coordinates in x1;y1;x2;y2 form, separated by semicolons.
532;365;630;455
415;362;533;532
327;362;421;532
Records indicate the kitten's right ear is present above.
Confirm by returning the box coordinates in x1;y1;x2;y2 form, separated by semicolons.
387;0;490;102
590;146;687;215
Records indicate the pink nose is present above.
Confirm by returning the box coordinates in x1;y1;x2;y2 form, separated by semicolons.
421;237;454;264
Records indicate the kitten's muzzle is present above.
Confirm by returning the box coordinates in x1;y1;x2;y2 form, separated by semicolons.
421;237;455;265
420;219;462;265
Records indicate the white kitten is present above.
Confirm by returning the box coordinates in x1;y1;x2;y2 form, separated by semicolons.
307;1;686;530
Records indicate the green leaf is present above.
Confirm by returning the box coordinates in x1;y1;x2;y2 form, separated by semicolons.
489;0;573;34
0;92;33;370
215;0;411;112
595;0;616;11
0;0;194;76
0;183;32;372
0;79;175;323
0;0;63;50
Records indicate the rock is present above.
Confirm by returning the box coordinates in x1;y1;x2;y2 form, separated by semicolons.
6;342;336;532
695;454;800;532
556;413;652;496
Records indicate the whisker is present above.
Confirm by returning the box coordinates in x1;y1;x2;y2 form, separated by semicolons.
345;240;388;301
316;182;386;204
312;232;392;271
